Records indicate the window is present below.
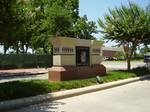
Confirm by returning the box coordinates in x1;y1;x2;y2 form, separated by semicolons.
76;47;90;66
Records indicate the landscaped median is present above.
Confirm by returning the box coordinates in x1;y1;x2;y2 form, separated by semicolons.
0;67;150;102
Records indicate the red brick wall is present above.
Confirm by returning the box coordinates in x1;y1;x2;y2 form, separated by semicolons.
48;64;106;81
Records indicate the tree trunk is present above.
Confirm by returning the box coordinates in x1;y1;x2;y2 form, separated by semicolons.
25;44;28;53
21;42;24;53
16;42;19;54
3;42;7;54
133;48;137;59
127;57;131;70
123;44;132;70
123;42;137;71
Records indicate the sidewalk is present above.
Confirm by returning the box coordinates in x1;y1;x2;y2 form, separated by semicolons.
0;73;48;83
0;68;48;77
0;68;48;83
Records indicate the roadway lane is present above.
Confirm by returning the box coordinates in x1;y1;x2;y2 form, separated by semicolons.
9;78;150;112
102;61;145;70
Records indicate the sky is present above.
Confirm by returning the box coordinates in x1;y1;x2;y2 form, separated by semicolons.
79;0;150;45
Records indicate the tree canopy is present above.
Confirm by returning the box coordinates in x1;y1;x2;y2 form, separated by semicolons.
0;0;33;54
0;0;98;54
98;2;150;70
73;15;98;39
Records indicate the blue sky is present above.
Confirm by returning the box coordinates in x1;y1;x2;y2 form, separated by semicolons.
79;0;150;41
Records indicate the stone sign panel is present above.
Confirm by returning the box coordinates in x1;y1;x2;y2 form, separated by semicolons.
49;37;106;81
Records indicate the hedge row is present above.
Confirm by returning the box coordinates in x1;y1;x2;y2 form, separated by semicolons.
0;54;52;69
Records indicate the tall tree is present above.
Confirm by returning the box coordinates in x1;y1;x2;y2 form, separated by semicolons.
143;4;150;45
98;2;150;70
0;0;34;54
0;0;18;54
30;0;79;53
0;0;98;54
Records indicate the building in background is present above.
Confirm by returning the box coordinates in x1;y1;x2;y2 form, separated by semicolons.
102;46;124;60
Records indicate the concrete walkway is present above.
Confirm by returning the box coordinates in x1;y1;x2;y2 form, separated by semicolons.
0;68;48;76
8;78;150;112
0;68;48;83
0;74;48;83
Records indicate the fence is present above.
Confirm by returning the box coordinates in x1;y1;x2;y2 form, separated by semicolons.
0;54;53;69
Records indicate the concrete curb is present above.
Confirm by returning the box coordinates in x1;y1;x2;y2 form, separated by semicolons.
0;75;150;111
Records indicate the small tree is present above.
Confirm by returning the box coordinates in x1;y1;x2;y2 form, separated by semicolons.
98;2;150;70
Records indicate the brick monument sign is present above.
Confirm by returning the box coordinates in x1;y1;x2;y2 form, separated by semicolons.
49;37;106;81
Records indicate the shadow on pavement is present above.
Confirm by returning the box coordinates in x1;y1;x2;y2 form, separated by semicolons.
8;101;66;112
140;77;150;81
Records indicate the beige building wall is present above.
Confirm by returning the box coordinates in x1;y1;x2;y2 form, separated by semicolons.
91;55;103;64
53;55;61;66
61;55;76;66
76;38;91;47
50;37;104;66
90;41;103;65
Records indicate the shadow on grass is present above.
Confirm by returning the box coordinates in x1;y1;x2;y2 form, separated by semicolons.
0;78;97;102
0;80;53;101
112;67;150;76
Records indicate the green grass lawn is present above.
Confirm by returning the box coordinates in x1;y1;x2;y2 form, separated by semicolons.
0;67;149;101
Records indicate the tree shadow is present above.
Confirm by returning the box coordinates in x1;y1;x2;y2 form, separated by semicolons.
9;101;66;112
139;77;150;81
0;80;54;101
113;67;150;76
29;101;66;112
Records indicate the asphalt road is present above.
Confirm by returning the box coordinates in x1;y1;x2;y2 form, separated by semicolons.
9;79;150;112
102;61;145;70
